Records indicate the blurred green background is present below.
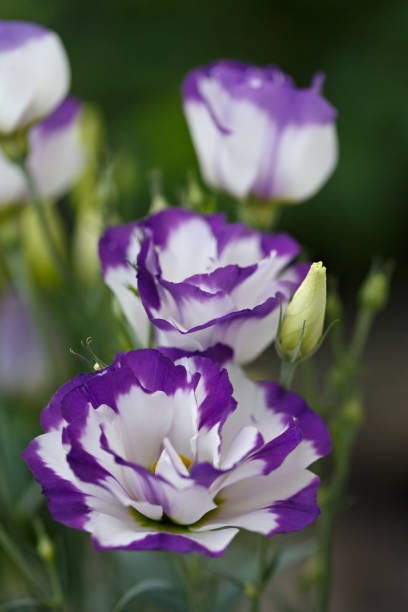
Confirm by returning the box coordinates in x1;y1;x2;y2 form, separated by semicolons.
1;1;407;610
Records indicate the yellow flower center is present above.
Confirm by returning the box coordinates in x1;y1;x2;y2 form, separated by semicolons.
151;454;192;473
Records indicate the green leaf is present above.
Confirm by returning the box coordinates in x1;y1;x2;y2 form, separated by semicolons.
113;578;177;612
0;599;40;611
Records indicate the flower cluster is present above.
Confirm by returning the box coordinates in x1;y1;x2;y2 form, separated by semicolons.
21;27;335;557
0;21;86;205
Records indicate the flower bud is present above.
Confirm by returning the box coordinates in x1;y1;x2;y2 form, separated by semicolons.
279;261;327;360
0;21;70;135
359;270;389;312
182;61;338;204
37;533;54;563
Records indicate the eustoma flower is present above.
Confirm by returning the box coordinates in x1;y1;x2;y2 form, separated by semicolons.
99;208;308;363
0;290;48;395
23;348;330;556
0;21;69;134
182;60;338;203
0;97;86;205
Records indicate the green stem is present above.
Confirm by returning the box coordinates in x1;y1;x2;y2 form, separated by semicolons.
0;525;46;597
279;359;297;390
317;305;376;611
317;427;356;612
44;556;64;610
249;535;268;612
348;307;375;366
17;159;71;286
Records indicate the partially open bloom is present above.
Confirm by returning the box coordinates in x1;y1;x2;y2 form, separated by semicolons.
0;21;70;134
182;60;337;203
23;348;330;556
99;208;308;363
279;261;327;360
0;97;86;205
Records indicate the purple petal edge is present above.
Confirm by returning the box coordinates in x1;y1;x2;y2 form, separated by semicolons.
0;21;48;52
35;97;83;135
92;530;232;557
22;438;89;530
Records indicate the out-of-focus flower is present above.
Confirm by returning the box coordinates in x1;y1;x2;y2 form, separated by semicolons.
23;348;330;556
0;21;70;134
359;269;389;312
0;97;86;205
182;61;337;203
279;261;327;360
99;208;309;363
20;204;67;286
0;291;48;396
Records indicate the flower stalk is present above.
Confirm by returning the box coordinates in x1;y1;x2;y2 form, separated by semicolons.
17;157;70;286
315;265;391;612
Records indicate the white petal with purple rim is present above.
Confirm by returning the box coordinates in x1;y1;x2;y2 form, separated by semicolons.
0;98;86;206
0;23;70;133
182;61;337;203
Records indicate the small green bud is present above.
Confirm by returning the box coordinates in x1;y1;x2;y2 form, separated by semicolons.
299;554;324;590
359;270;389;311
243;582;257;599
340;397;363;428
279;262;327;360
37;534;54;563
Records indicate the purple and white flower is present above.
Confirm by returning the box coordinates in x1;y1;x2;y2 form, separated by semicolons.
182;60;338;203
0;97;86;205
99;208;308;363
0;290;48;396
0;21;70;134
23;348;330;556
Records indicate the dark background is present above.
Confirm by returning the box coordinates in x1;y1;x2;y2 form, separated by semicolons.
1;1;407;610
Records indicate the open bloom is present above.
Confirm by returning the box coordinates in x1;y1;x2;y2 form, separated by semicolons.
182;60;337;203
0;21;69;134
23;348;330;556
99;208;308;363
0;97;86;205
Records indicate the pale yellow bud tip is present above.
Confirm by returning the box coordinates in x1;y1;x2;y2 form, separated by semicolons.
278;261;327;360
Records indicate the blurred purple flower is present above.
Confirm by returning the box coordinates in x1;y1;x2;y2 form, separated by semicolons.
99;208;309;363
0;21;70;134
23;348;330;556
0;97;87;205
0;291;47;395
182;60;337;203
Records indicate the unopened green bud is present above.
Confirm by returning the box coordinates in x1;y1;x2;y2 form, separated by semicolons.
341;397;363;428
243;582;257;599
37;534;54;563
279;262;327;360
299;554;324;590
359;270;389;311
